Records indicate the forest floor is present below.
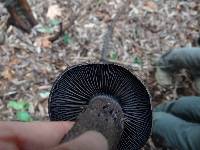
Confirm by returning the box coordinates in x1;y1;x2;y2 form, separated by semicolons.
0;0;199;149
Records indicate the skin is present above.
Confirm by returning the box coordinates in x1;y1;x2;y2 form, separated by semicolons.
53;131;108;150
0;121;108;150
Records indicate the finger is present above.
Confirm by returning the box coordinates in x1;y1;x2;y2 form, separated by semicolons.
0;141;18;150
0;121;74;150
52;131;108;150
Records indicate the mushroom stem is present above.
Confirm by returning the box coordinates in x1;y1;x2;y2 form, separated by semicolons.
61;95;124;150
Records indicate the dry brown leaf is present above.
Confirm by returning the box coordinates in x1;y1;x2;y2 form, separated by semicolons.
95;10;111;22
35;36;52;48
2;67;13;80
143;1;158;12
41;38;52;48
8;58;20;66
47;5;62;19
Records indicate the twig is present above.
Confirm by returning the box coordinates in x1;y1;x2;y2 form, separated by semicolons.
48;22;63;42
101;1;129;63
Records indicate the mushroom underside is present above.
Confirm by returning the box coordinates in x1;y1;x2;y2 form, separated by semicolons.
49;63;152;150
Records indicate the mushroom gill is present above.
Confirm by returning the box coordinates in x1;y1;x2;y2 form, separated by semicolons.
48;63;152;150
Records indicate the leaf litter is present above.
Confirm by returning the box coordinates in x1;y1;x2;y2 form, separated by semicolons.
0;0;199;149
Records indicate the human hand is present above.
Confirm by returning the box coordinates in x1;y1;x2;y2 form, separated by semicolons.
0;121;108;150
0;121;74;150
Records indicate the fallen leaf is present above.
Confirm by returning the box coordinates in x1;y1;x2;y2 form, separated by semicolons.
47;5;62;19
9;57;20;66
143;1;158;12
95;10;111;22
2;67;13;80
35;36;52;48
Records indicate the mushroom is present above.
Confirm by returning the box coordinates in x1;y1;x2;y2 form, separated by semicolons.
49;63;152;150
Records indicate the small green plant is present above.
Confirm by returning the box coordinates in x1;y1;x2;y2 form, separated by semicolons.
7;100;29;110
96;0;105;5
132;56;143;66
36;26;54;33
36;19;61;33
110;51;118;60
63;33;71;44
16;111;32;122
49;19;61;26
7;100;32;122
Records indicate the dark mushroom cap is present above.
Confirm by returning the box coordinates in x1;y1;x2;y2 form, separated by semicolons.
49;63;152;150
